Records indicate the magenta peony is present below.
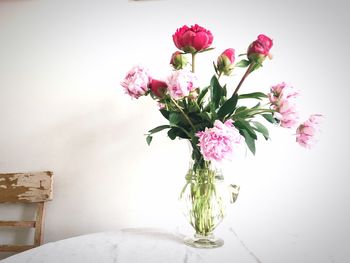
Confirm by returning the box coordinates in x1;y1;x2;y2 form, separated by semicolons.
172;24;213;53
247;34;273;61
150;79;167;98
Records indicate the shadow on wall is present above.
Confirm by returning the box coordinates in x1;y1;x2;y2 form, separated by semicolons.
28;100;150;238
49;101;145;173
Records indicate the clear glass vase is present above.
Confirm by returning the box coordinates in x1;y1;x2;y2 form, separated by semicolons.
180;158;239;248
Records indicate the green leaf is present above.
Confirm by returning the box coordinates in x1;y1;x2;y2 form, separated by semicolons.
235;106;247;113
213;61;218;75
146;135;153;146
169;112;182;125
210;75;223;112
238;92;267;100
250;61;263;72
198;112;212;123
252;121;269;140
217;94;238;119
148;125;171;134
241;129;256;155
252;102;261;109
262;113;276;124
197;86;209;105
235;59;250;68
167;127;189;140
159;109;170;120
198;47;215;53
167;128;177;140
234;119;257;140
222;84;227;98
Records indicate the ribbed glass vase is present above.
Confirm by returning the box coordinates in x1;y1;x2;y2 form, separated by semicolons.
180;157;239;248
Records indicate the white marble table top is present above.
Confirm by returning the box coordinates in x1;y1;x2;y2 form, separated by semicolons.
0;228;259;263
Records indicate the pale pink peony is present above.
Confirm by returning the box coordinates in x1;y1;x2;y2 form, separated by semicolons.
268;82;299;128
166;69;198;100
269;82;299;102
121;65;151;99
196;120;242;162
296;114;322;148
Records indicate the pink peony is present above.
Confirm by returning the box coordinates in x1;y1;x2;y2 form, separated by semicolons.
121;65;151;99
166;69;198;100
172;24;213;53
196;120;242;161
296;114;322;148
268;82;299;128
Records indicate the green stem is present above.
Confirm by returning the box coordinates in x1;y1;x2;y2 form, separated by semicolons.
192;53;196;73
233;62;255;96
170;97;196;131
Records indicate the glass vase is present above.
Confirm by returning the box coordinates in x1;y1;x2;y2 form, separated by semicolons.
180;159;240;248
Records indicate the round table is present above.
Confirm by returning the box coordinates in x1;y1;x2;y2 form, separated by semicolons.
1;228;258;263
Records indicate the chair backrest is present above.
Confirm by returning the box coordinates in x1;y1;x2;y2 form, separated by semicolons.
0;171;53;253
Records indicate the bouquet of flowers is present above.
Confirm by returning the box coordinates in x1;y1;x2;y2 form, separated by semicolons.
121;24;321;248
122;24;321;162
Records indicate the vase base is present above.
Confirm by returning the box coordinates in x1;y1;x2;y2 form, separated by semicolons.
184;234;224;248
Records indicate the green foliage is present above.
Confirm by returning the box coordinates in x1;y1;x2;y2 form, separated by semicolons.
238;92;267;100
159;109;170;120
217;94;238;120
235;59;250;68
140;42;276;158
148;125;171;134
252;121;270;140
197;86;210;105
169;112;183;125
262;113;277;124
210;75;224;112
235;119;258;140
241;129;256;155
146;135;153;146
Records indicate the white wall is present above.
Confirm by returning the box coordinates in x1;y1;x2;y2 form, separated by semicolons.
0;0;349;262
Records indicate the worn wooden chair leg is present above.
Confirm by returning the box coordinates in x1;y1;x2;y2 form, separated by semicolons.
34;202;45;247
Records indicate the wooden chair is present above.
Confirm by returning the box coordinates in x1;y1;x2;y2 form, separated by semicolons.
0;171;53;253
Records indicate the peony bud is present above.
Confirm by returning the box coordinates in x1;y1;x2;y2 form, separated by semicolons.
216;48;235;76
247;34;273;63
150;79;167;98
172;24;213;54
170;51;187;70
